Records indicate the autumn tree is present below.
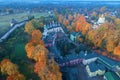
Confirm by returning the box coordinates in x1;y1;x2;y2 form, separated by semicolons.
0;59;25;80
34;59;62;80
25;30;62;80
0;59;18;75
66;25;73;32
58;15;63;23
75;15;91;35
31;45;48;62
63;18;69;26
24;21;35;35
7;73;25;80
25;30;44;59
68;14;74;21
25;42;35;59
31;30;42;44
106;41;115;52
114;46;120;57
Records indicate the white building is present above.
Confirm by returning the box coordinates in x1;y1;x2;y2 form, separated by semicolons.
92;14;106;29
86;62;106;77
43;22;64;38
97;14;106;24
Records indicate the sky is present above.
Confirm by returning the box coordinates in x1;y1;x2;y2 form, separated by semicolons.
0;0;120;3
1;0;120;2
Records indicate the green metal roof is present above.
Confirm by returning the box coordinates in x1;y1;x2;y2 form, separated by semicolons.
104;72;120;80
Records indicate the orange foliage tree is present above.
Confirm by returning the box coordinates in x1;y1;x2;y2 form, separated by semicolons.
63;18;69;26
34;59;62;80
75;15;91;35
106;41;115;52
31;30;42;44
25;30;62;80
114;46;120;57
57;12;120;59
0;59;25;80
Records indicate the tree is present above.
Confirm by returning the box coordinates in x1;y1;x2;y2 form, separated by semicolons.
100;6;106;13
0;59;25;80
58;15;63;23
106;41;115;52
7;73;25;80
24;21;35;35
39;16;45;23
34;59;62;80
90;11;97;21
25;42;35;59
31;19;40;29
25;30;45;59
28;15;34;21
31;45;48;62
25;29;62;80
114;46;120;57
68;14;74;21
0;59;18;75
25;30;62;80
31;30;42;44
75;15;91;35
66;25;73;32
63;19;69;26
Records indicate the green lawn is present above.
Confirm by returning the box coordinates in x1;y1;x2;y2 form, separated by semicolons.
0;12;50;35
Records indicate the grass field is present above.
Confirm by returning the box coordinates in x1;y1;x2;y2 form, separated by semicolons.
0;12;49;35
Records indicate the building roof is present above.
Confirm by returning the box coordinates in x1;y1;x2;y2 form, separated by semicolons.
70;31;82;37
104;72;120;80
98;63;106;71
88;62;99;72
10;19;17;24
78;51;120;71
71;32;77;36
44;22;61;30
88;62;106;72
97;56;120;71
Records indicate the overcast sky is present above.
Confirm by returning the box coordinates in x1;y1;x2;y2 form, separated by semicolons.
1;0;120;2
0;0;120;3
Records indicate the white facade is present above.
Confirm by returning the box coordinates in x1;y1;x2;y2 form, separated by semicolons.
97;14;105;24
92;14;106;29
43;24;64;37
86;65;105;77
82;57;98;65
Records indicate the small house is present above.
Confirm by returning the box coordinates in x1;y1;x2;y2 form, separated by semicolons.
10;19;17;26
70;31;82;42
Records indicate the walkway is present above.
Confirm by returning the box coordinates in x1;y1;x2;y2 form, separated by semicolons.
0;20;27;42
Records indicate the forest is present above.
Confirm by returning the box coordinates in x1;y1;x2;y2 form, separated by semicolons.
56;7;120;60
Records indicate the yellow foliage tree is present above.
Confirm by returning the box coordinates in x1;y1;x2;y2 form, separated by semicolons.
24;21;35;35
0;59;18;75
0;59;25;80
